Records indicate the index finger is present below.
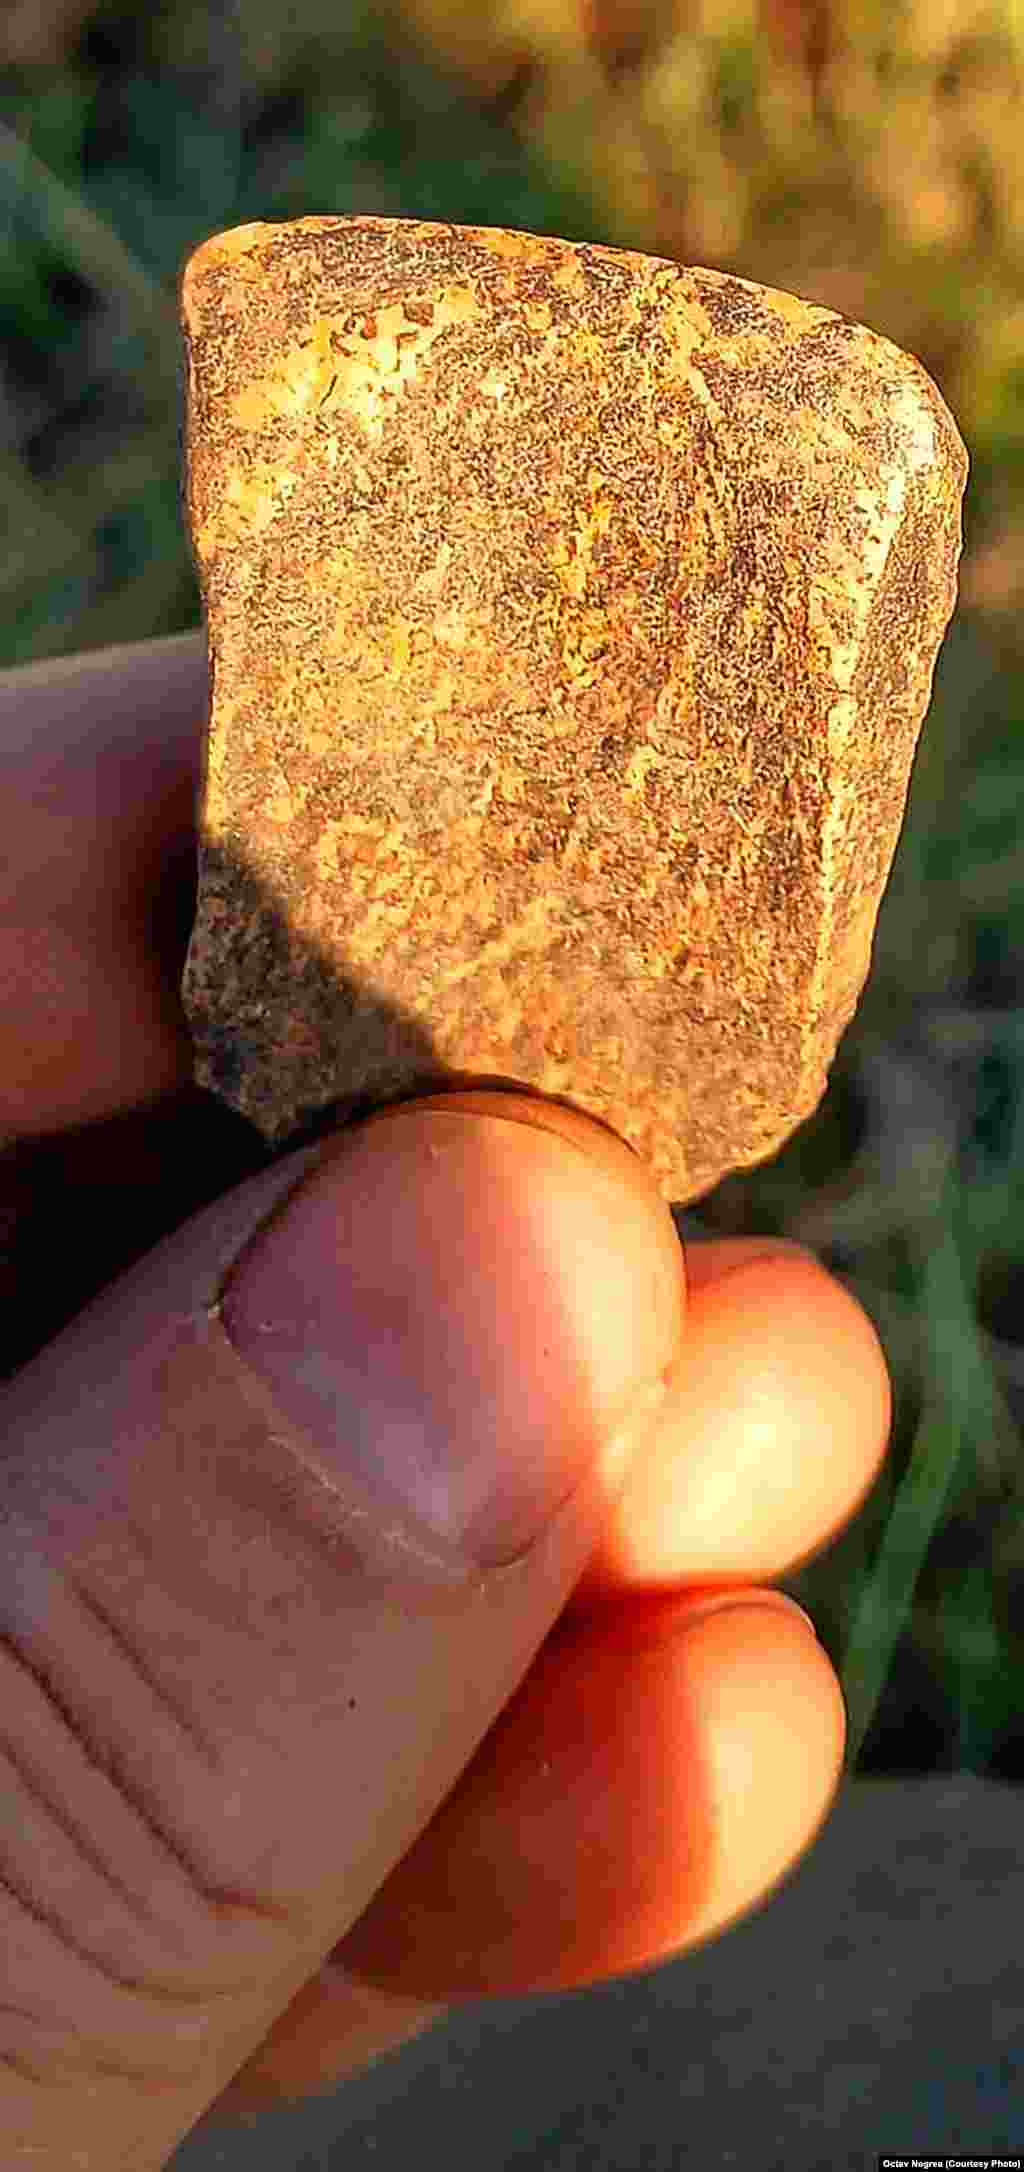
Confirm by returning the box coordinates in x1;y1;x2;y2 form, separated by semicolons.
0;631;207;1141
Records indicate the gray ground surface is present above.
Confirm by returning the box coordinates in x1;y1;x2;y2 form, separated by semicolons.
172;1775;1022;2169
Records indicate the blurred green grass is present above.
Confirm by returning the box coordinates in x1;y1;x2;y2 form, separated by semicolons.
1;0;1022;1780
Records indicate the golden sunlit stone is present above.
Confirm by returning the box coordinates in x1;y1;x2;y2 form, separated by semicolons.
180;216;967;1201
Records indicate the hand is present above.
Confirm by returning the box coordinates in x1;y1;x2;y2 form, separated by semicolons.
0;634;890;2168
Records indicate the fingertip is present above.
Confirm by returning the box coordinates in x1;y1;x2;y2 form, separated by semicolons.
340;1084;670;1220
221;1091;687;1568
326;1086;689;1371
576;1239;892;1596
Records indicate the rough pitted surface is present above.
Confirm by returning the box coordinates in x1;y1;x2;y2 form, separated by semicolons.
179;216;967;1201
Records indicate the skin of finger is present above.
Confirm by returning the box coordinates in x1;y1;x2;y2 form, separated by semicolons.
3;1115;883;1620
145;1247;873;2130
0;634;204;1140
183;1239;875;2127
0;1110;688;2167
181;1252;876;2122
1;1146;865;2143
4;1127;867;2140
568;1243;892;1606
341;1589;845;1999
190;1595;843;2129
187;1972;448;2136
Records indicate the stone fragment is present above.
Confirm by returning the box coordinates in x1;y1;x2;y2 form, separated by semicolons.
179;216;967;1202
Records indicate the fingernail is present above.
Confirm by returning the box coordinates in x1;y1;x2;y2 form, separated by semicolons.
681;1590;819;1638
219;1103;681;1570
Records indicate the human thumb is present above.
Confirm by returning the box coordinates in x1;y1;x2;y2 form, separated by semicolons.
0;1089;683;2170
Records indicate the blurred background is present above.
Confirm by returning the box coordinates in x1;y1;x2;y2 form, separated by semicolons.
1;0;1021;1795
